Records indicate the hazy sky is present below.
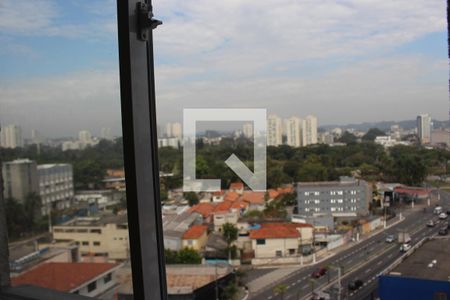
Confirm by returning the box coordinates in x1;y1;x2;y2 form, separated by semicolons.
0;0;448;138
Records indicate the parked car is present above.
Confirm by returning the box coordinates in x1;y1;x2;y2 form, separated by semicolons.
400;243;411;252
434;206;443;215
348;279;363;291
311;267;327;278
438;227;448;236
427;220;436;227
385;235;395;243
439;213;448;220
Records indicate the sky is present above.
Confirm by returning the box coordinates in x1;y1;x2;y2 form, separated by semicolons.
0;0;448;138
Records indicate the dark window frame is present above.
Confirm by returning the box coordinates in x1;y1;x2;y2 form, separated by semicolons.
117;0;167;299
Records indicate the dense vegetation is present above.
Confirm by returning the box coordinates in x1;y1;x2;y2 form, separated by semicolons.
1;137;449;194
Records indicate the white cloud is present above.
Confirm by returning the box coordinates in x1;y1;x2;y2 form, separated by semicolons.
0;69;121;137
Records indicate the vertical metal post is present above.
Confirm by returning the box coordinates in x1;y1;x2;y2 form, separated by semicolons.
0;148;11;288
117;1;166;299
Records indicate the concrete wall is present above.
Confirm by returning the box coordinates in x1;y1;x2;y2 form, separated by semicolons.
252;238;300;258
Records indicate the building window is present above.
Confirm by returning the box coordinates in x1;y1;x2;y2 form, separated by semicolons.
87;281;97;293
256;239;266;245
82;241;89;246
288;249;296;255
275;250;282;257
93;241;101;246
91;229;102;234
104;273;112;284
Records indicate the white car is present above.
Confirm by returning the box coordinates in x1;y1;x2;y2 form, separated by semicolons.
400;243;411;252
439;213;448;220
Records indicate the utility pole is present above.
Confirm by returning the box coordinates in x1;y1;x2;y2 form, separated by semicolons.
0;137;11;288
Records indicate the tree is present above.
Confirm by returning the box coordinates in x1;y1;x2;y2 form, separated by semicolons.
23;193;42;232
184;192;199;206
165;248;202;264
338;131;358;144
222;282;239;300
362;128;385;141
222;223;238;260
273;284;288;300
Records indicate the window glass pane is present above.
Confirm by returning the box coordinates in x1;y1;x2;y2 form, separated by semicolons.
0;1;130;299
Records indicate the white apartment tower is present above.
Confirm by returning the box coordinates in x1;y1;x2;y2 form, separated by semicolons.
267;115;283;146
416;114;431;144
78;130;92;144
242;123;253;139
286;117;303;147
304;115;318;145
171;122;182;139
100;127;113;140
0;124;24;149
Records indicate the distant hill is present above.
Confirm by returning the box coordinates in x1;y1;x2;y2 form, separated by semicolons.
320;119;449;132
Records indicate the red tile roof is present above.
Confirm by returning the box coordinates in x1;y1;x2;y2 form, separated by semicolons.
242;191;265;205
224;191;240;202
189;203;216;218
250;223;300;239
214;200;233;213
183;225;208;240
267;189;280;199
12;262;117;292
231;200;249;210
230;182;244;191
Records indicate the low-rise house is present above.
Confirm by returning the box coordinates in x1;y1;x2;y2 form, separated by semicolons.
189;203;216;223
182;225;209;251
249;223;314;258
163;210;203;251
213;211;239;232
242;191;266;211
212;190;225;202
12;262;121;298
229;182;244;194
53;214;129;261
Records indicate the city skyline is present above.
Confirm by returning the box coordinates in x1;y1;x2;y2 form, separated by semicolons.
0;0;448;138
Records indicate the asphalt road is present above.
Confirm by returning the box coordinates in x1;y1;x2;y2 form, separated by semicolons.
250;190;450;300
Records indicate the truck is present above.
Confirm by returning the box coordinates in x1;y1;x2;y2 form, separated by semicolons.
398;232;411;244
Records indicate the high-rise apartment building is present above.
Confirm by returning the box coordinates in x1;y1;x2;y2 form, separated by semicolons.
242;123;253;139
416;114;431;144
171;122;182;139
0;124;24;149
304;115;318;145
78;130;92;144
286;117;303;147
100;127;113;140
166;122;182;138
38;164;74;215
267;115;283;146
2;159;39;203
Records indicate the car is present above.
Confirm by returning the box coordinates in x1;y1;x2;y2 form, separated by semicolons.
427;220;436;227
311;267;327;278
434;206;443;215
438;227;448;235
400;243;411;252
385;235;395;243
439;213;448;220
348;279;363;291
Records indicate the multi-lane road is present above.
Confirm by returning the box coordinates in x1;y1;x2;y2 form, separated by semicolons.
250;190;450;300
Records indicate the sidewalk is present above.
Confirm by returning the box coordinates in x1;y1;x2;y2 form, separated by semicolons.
246;215;406;295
